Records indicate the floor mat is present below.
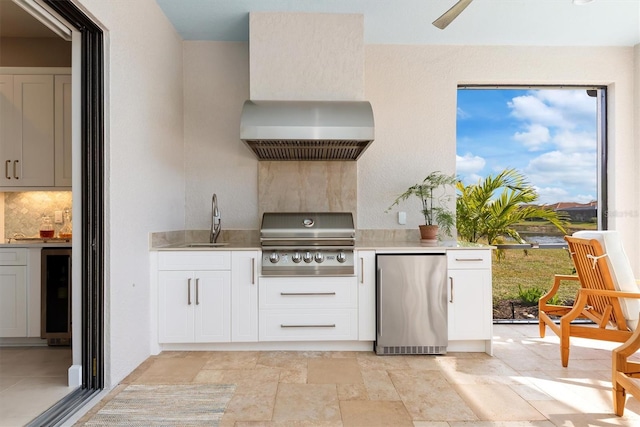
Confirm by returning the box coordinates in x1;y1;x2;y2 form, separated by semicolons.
84;384;236;426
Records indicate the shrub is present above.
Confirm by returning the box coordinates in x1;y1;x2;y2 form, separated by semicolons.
517;285;546;306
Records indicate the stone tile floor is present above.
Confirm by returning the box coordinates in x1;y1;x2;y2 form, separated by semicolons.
70;324;640;426
0;346;73;427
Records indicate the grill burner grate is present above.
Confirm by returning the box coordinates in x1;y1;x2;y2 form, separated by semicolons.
245;140;372;161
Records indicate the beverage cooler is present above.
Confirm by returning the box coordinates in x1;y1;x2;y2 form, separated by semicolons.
41;248;72;346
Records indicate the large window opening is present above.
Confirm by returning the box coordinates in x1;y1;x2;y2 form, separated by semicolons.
456;86;607;321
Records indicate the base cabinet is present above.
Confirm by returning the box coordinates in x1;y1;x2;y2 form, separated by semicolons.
0;265;27;337
356;250;376;341
157;252;231;343
158;270;231;343
447;250;492;352
259;276;358;341
231;251;259;342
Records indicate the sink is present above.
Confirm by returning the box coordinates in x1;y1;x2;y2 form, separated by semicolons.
181;243;229;248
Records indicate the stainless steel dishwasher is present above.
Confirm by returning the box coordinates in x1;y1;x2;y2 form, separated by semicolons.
376;252;448;355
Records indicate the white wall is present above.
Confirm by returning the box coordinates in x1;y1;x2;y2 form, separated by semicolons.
183;42;257;230
75;0;185;387
184;42;638;267
359;44;638;268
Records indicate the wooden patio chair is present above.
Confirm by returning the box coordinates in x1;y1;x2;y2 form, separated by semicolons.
612;321;640;416
539;230;640;367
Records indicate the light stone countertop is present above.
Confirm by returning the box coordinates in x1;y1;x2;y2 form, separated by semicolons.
152;240;493;251
149;229;494;251
0;242;72;249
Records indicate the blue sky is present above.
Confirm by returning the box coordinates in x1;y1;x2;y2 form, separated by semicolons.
456;89;598;205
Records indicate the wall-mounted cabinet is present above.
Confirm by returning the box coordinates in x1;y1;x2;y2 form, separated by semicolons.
0;68;72;190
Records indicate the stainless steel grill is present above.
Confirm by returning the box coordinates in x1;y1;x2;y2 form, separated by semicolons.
260;212;355;276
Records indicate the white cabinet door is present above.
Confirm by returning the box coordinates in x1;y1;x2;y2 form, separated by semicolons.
0;75;18;185
0;266;27;337
158;269;232;343
194;271;231;342
158;271;195;343
54;75;72;186
357;250;376;341
447;268;492;341
11;75;55;187
231;251;259;342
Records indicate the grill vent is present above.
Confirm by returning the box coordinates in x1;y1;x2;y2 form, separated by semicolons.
376;345;447;355
245;140;372;161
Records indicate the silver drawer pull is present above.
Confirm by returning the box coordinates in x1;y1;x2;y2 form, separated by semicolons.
280;324;336;328
455;258;484;262
280;292;336;296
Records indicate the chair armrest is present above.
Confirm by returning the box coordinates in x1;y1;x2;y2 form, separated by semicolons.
614;314;640;358
539;275;580;306
579;289;640;298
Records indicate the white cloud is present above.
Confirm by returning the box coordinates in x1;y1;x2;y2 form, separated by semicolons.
534;187;569;205
525;150;597;188
572;194;597;204
508;95;567;128
553;130;596;153
513;123;550;151
456;153;485;174
508;90;596;131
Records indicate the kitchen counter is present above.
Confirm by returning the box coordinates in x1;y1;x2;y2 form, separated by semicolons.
151;240;493;251
0;242;72;248
152;242;261;251
356;240;494;250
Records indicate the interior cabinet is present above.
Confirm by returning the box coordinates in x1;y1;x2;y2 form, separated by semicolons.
356;250;376;341
54;75;72;186
0;249;28;337
231;250;259;342
446;249;493;354
158;252;231;343
0;70;71;189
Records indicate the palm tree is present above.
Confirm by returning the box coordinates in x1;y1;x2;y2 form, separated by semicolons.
456;168;567;245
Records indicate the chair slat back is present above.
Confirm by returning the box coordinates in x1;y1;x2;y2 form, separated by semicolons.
565;235;628;330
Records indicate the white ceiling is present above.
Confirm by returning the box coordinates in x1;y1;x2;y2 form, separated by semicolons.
155;0;640;46
2;0;639;46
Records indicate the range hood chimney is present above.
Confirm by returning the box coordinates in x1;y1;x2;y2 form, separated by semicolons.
242;12;373;161
240;100;374;161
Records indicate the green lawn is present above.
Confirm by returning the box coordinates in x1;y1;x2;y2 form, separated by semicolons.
492;247;580;304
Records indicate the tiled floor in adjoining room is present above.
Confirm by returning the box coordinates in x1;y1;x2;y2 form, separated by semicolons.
0;346;73;427
71;324;640;426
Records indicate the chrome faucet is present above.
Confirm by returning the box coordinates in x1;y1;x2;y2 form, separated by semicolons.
210;193;221;243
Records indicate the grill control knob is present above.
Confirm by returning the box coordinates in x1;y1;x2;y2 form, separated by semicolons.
291;252;302;263
314;252;324;263
269;252;280;264
336;251;347;263
303;252;313;263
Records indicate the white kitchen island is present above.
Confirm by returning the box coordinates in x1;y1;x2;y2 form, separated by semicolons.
149;238;494;356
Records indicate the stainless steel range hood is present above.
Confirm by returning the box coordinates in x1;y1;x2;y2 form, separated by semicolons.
240;100;374;161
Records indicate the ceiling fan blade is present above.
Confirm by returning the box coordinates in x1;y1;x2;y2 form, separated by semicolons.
432;0;474;29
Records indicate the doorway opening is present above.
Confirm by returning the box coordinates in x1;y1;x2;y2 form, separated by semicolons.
19;1;105;425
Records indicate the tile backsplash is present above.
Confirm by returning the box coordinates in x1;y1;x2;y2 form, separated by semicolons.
3;191;72;240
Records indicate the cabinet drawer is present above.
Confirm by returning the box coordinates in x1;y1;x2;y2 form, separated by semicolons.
259;309;358;341
447;250;491;269
259;277;357;309
159;251;231;270
0;248;28;266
